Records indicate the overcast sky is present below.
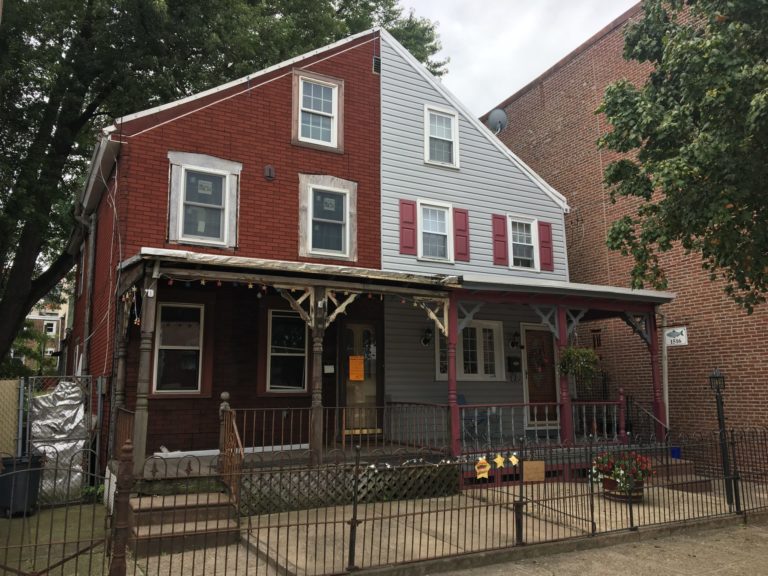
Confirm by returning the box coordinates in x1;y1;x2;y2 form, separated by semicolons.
400;0;639;116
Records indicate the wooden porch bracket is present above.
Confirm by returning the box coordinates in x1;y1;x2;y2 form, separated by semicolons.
531;305;558;337
414;297;449;337
278;288;313;326
457;302;484;332
325;291;359;327
621;312;651;346
566;308;588;339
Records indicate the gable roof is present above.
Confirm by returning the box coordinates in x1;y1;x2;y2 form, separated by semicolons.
379;29;569;213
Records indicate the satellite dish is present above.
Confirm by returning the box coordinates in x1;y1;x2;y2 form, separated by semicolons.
487;108;508;134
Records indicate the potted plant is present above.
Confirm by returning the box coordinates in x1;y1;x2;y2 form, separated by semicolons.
558;346;600;383
591;450;655;502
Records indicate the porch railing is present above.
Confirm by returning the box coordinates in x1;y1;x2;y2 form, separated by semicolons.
219;408;244;504
572;399;625;444
459;403;562;453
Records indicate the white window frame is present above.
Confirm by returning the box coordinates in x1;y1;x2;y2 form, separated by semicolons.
152;303;205;394
417;199;454;262
507;214;540;271
436;320;505;381
308;185;350;258
298;76;339;148
44;321;56;335
267;310;308;393
424;104;460;168
167;151;242;248
298;174;357;261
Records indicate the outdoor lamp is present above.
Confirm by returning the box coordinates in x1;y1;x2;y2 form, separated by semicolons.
708;368;725;394
421;327;433;346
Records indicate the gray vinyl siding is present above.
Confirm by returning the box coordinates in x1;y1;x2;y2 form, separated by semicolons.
383;297;542;405
380;36;569;281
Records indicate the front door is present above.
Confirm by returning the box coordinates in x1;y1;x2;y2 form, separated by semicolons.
522;326;558;426
343;323;379;433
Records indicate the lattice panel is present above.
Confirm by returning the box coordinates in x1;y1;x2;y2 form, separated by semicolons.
0;379;19;455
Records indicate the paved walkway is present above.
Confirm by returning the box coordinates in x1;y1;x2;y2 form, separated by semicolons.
432;518;768;576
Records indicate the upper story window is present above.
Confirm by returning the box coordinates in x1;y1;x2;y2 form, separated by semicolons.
424;105;459;168
436;320;505;381
153;303;204;394
268;310;307;393
299;174;357;261
417;200;453;262
44;321;56;335
510;218;536;269
167;152;242;248
293;71;344;152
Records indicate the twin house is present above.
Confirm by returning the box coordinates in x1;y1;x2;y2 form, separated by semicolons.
71;29;672;472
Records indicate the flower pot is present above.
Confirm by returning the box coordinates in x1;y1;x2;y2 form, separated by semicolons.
602;477;644;503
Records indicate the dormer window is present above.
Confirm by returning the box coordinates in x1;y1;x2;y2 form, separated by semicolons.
293;71;344;152
424;105;459;168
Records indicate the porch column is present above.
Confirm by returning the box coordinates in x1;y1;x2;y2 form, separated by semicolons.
447;293;461;457
133;273;157;476
556;306;574;444
114;300;128;410
647;312;667;438
310;286;327;464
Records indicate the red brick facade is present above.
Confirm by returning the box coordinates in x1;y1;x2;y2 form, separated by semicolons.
494;4;768;433
69;33;384;452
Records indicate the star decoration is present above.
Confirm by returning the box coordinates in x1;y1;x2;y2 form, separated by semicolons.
493;454;506;469
509;454;519;467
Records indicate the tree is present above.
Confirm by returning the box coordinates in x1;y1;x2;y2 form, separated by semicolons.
598;0;768;311
0;0;446;364
0;320;57;378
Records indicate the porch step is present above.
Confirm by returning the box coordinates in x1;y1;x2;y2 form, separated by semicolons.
665;476;713;493
652;458;697;478
129;491;239;557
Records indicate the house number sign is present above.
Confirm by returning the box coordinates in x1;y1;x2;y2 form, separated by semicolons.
665;327;688;347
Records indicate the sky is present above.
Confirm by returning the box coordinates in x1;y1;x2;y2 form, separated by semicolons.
399;0;639;116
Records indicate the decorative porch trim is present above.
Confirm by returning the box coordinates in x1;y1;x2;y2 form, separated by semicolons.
621;312;651;346
531;305;558;337
415;297;449;337
326;291;359;327
457;302;484;332
278;288;313;326
566;308;588;339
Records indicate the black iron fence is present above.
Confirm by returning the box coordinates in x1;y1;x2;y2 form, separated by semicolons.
2;430;768;575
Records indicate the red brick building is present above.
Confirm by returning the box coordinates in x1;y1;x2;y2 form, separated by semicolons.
490;3;767;435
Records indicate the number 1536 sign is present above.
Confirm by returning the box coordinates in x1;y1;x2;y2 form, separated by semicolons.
665;327;688;347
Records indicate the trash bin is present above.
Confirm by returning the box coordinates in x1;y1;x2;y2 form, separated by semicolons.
0;454;42;517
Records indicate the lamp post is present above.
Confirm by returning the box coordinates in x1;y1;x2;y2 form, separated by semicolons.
709;368;733;507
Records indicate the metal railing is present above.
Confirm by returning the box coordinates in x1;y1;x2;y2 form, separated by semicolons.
572;399;625;444
101;429;768;576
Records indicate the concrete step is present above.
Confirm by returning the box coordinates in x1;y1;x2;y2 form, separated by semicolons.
131;519;240;557
652;458;697;478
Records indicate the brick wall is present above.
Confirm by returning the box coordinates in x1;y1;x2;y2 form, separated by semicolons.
496;4;768;434
115;33;381;269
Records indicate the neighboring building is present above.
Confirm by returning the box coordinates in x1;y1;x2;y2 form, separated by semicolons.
71;28;672;473
489;3;768;435
9;301;68;374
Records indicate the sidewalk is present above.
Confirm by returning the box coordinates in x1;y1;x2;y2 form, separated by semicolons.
432;517;768;576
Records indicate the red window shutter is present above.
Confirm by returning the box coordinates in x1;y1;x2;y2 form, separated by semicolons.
454;208;470;261
399;199;417;255
538;221;554;271
492;214;508;266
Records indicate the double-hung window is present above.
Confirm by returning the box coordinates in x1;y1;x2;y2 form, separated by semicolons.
268;310;308;392
418;200;453;261
154;304;204;393
509;216;538;269
437;320;504;381
293;71;343;151
299;174;357;260
168;152;242;248
424;105;459;167
311;188;347;255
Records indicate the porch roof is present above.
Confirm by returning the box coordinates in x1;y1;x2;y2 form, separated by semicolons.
123;247;460;294
461;273;675;305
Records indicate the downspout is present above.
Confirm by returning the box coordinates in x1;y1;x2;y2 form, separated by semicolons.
657;306;670;429
80;212;98;374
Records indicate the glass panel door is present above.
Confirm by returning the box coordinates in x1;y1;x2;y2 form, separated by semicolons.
344;323;379;433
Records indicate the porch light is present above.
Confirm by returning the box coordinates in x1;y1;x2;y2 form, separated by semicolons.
421;328;433;346
708;368;725;394
509;331;520;349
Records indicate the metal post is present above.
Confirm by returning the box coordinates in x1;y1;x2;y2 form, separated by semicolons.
110;440;133;576
218;391;231;473
618;388;627;444
588;436;596;535
447;294;461;457
627;475;637;531
715;388;734;507
729;430;742;514
515;438;526;545
347;445;362;571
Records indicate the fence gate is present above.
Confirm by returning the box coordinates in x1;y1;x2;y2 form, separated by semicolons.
0;448;110;575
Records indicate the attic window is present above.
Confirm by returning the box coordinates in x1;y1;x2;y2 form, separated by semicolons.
292;71;344;152
424;105;460;168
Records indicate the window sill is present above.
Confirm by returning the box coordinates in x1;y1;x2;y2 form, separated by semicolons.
418;257;455;264
262;390;311;397
291;137;344;155
307;250;355;261
150;391;212;399
423;160;460;170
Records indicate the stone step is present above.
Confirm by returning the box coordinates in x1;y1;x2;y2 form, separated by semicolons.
130;492;234;525
131;518;240;557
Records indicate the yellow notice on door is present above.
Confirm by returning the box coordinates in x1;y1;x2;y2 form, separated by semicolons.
349;356;365;381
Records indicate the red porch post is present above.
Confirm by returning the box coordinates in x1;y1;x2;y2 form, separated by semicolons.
447;293;461;457
556;306;574;444
647;311;667;438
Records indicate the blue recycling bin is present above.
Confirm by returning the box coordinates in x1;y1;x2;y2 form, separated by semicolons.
0;454;42;516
